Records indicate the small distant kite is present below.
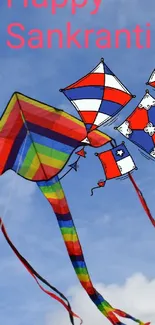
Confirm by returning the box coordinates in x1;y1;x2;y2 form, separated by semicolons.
0;59;153;325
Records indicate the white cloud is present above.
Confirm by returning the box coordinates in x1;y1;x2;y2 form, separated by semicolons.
46;273;155;325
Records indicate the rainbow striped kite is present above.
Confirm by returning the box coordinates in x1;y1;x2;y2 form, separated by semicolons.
0;59;153;325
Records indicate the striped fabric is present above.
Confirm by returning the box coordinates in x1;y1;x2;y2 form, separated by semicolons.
60;58;134;132
0;92;111;180
38;176;148;325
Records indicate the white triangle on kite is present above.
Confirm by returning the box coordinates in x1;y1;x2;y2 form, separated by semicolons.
93;112;110;127
149;69;155;83
81;137;90;144
105;74;130;94
139;92;155;109
92;62;104;74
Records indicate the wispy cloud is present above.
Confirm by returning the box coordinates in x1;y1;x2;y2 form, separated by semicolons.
46;273;155;325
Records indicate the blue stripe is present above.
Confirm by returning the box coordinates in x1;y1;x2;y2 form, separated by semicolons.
129;130;154;153
13;135;32;171
37;177;59;187
148;106;155;125
58;220;73;228
31;132;73;154
104;63;114;75
90;293;105;304
27;122;80;149
99;100;121;116
73;260;86;269
5;126;27;171
63;86;104;100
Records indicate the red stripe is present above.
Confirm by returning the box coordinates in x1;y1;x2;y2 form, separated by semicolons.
149;81;155;88
1;101;22;138
79;111;97;124
66;73;104;89
0;138;14;173
49;198;70;214
128;173;155;227
20;100;86;141
81;282;96;294
66;241;82;255
0;101;24;173
32;164;60;181
88;130;111;148
103;88;131;105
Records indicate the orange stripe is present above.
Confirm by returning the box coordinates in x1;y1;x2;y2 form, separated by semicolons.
81;281;95;293
49;198;70;214
65;241;82;255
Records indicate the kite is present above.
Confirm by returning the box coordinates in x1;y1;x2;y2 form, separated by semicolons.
116;90;155;158
91;142;155;227
60;57;134;133
146;69;155;88
0;59;152;325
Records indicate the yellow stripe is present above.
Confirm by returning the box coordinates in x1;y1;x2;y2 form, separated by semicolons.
24;155;40;179
93;129;111;141
63;234;78;242
62;111;83;126
1;94;17;131
44;189;64;200
104;306;114;312
17;93;84;127
77;274;90;282
17;93;56;113
38;153;64;169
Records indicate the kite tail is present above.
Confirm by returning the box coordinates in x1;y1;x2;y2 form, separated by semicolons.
91;180;106;196
0;218;81;325
128;173;155;227
37;176;149;325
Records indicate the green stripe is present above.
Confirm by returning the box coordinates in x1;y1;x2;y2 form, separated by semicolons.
19;143;36;175
40;182;62;193
75;267;88;275
61;227;76;235
34;143;69;161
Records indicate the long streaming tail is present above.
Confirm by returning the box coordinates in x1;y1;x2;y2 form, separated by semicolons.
37;176;149;325
0;218;82;325
128;172;155;227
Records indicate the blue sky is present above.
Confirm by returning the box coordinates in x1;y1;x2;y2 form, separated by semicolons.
0;1;155;325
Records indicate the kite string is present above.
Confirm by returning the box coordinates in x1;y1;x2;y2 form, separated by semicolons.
0;132;28;230
60;156;81;180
